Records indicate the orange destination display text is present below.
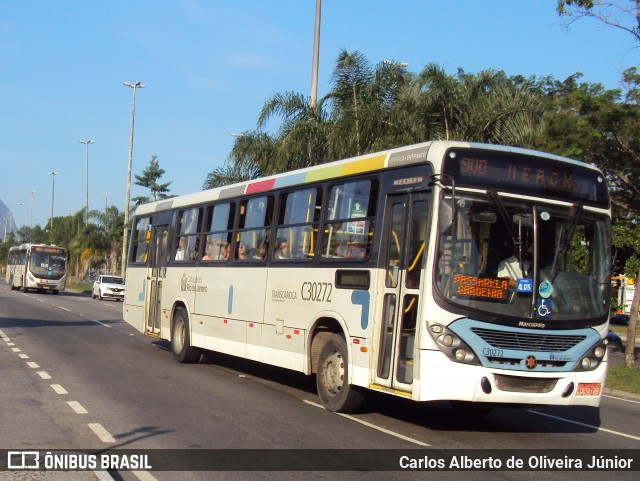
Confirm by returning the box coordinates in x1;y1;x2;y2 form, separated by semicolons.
452;275;509;301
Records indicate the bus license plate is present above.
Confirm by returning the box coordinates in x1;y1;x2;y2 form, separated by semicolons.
576;383;602;396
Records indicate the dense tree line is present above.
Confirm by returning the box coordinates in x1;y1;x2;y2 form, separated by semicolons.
205;50;639;273
2;52;638;281
0;155;168;278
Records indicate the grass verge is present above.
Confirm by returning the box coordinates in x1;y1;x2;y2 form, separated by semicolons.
607;364;640;394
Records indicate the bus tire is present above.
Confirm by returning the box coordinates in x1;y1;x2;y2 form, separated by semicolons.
316;333;364;413
171;307;200;364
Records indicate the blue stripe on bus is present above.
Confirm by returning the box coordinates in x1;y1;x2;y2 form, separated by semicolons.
351;290;370;329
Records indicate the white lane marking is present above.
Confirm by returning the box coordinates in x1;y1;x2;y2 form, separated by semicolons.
26;361;39;368
528;410;640;441
37;371;52;380
604;393;640;405
36;298;45;302
68;401;88;414
93;320;112;328
6;342;15;346
12;347;21;352
88;423;116;443
56;305;71;312
303;400;431;447
51;384;68;395
133;471;158;481
19;354;29;359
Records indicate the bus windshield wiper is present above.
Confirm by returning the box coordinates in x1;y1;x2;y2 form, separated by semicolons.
550;203;583;275
487;191;524;258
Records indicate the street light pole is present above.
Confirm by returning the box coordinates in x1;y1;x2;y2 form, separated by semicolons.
79;140;95;225
121;81;146;275
16;202;23;241
310;0;321;108
48;171;60;243
103;192;110;212
27;190;35;229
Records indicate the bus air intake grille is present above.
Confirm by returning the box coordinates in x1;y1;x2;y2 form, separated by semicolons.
494;374;559;393
471;328;586;352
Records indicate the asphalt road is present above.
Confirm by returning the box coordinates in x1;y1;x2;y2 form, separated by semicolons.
1;281;639;481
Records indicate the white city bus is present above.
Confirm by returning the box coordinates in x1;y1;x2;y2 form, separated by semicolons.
6;243;68;294
123;141;611;413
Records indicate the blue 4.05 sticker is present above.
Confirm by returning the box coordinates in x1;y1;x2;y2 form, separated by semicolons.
536;298;553;318
516;278;533;293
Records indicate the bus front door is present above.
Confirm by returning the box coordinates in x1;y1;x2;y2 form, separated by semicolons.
374;193;428;393
145;225;169;336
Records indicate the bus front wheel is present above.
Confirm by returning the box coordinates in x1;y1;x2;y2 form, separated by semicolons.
171;307;200;363
316;334;364;413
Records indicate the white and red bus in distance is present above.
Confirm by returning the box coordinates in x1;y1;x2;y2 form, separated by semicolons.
6;243;68;294
122;141;611;413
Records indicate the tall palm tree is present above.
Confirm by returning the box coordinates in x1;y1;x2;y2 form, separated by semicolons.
258;92;333;171
409;65;544;146
329;49;413;157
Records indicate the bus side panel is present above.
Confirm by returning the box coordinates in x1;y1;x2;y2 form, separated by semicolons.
194;316;247;358
260;322;306;372
263;267;373;381
192;265;268;360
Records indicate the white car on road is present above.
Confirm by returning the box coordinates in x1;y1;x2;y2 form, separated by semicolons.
92;275;125;301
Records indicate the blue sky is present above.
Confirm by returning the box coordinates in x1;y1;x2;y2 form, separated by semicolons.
0;0;636;230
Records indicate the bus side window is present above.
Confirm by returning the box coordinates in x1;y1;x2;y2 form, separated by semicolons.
131;217;151;263
201;202;235;262
275;187;321;261
237;196;274;261
173;207;203;262
321;179;377;261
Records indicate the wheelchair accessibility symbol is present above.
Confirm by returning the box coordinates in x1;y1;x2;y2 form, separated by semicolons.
536;298;553;319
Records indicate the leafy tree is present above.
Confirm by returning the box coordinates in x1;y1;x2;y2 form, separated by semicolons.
557;1;640;367
557;1;640;43
134;155;173;202
89;206;124;274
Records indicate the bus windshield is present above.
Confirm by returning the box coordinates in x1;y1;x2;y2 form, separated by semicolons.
435;192;611;322
30;247;67;279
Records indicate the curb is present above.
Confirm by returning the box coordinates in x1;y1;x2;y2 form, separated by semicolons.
604;387;640;401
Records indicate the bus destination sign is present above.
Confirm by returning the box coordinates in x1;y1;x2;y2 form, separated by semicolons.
442;148;609;207
452;274;509;302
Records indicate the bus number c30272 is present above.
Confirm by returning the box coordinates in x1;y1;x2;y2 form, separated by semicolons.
301;282;333;303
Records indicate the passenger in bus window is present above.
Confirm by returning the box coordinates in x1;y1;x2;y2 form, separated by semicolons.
237;242;248;260
190;235;200;260
274;239;292;259
497;244;531;287
336;242;365;259
175;237;187;261
254;242;268;259
202;239;213;260
219;242;231;260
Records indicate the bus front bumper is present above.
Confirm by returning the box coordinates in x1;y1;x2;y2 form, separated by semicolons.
416;350;606;408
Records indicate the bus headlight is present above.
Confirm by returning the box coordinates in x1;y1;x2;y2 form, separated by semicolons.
428;323;480;366
574;340;606;372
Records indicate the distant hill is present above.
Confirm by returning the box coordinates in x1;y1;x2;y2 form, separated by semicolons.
0;198;18;240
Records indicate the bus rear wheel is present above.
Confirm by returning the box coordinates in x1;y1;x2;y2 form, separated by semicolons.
171;307;200;363
316;334;364;413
